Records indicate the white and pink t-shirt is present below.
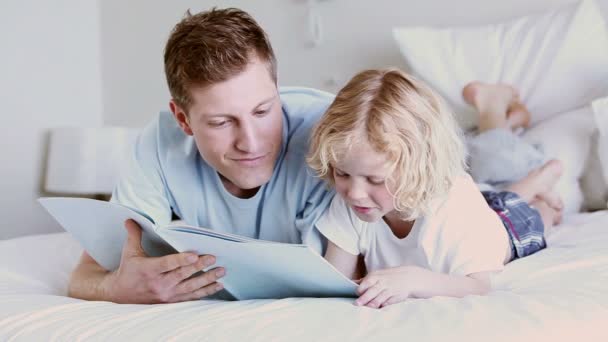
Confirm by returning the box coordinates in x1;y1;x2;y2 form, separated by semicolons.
316;175;510;276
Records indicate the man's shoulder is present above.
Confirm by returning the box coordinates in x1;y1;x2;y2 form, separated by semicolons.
279;86;334;123
135;111;196;164
279;86;334;104
279;87;334;154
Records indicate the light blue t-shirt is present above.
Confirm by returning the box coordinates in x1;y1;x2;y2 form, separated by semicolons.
111;87;335;252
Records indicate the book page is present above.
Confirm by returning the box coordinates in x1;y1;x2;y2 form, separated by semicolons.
159;228;357;300
39;197;175;270
165;224;285;244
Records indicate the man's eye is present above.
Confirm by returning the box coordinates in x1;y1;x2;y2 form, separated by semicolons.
209;120;229;127
254;109;269;116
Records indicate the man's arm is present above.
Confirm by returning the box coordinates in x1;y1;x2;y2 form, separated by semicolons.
68;252;113;301
67;118;226;303
68;220;226;303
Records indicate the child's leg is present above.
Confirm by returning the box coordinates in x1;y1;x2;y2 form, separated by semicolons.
505;159;563;209
462;81;530;132
529;198;561;229
536;191;563;214
482;191;548;262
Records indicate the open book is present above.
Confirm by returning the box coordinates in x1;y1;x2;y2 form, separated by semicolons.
38;197;357;300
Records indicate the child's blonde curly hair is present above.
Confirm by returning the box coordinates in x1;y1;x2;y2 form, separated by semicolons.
308;69;468;220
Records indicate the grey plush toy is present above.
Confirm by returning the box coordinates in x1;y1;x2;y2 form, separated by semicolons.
466;128;545;189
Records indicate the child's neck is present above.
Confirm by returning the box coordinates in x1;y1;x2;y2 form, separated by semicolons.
383;211;415;239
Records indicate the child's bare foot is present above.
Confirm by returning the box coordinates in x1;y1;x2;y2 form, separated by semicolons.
553;205;563;225
536;190;563;212
462;81;519;132
530;198;562;229
506;159;564;203
505;101;531;130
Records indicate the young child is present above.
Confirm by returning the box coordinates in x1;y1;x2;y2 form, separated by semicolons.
307;69;563;308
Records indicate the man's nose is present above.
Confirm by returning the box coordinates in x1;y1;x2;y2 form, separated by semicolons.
235;121;259;153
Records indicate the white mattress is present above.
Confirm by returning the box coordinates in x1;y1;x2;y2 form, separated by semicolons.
1;211;608;341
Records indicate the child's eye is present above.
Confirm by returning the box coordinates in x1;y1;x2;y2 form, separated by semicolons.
334;169;347;177
368;178;385;185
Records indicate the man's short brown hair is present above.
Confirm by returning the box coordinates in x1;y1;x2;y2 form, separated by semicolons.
164;8;277;110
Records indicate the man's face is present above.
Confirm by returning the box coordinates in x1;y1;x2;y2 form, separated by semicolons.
170;58;282;197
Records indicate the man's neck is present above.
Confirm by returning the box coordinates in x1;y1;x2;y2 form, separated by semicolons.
220;175;260;199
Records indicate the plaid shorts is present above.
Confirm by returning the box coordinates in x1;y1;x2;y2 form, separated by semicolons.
482;191;546;261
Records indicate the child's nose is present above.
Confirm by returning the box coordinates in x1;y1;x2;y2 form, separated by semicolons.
346;184;367;201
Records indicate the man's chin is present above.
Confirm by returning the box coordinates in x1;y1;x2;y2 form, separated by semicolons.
231;173;273;191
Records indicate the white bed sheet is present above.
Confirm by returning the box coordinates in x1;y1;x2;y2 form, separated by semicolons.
1;211;607;341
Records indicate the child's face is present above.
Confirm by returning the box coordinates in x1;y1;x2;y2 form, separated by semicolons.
332;141;396;222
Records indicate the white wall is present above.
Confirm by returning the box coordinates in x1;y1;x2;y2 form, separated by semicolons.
100;0;583;127
2;0;604;239
0;0;103;239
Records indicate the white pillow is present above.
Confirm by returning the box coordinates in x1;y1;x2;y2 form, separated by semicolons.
580;133;607;211
580;96;608;210
393;0;608;130
591;96;608;185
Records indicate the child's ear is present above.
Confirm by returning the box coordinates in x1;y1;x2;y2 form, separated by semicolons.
170;100;194;136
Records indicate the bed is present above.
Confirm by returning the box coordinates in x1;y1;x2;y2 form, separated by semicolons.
3;0;608;340
1;210;607;341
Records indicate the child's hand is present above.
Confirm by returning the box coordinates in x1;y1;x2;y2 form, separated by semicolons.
354;266;425;309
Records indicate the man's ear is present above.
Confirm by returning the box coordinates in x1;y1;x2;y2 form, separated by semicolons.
170;100;194;136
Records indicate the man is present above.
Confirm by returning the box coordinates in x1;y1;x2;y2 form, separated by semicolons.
68;8;335;304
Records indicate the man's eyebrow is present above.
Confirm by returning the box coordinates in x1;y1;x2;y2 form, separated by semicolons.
253;96;276;109
200;112;231;119
199;96;276;119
